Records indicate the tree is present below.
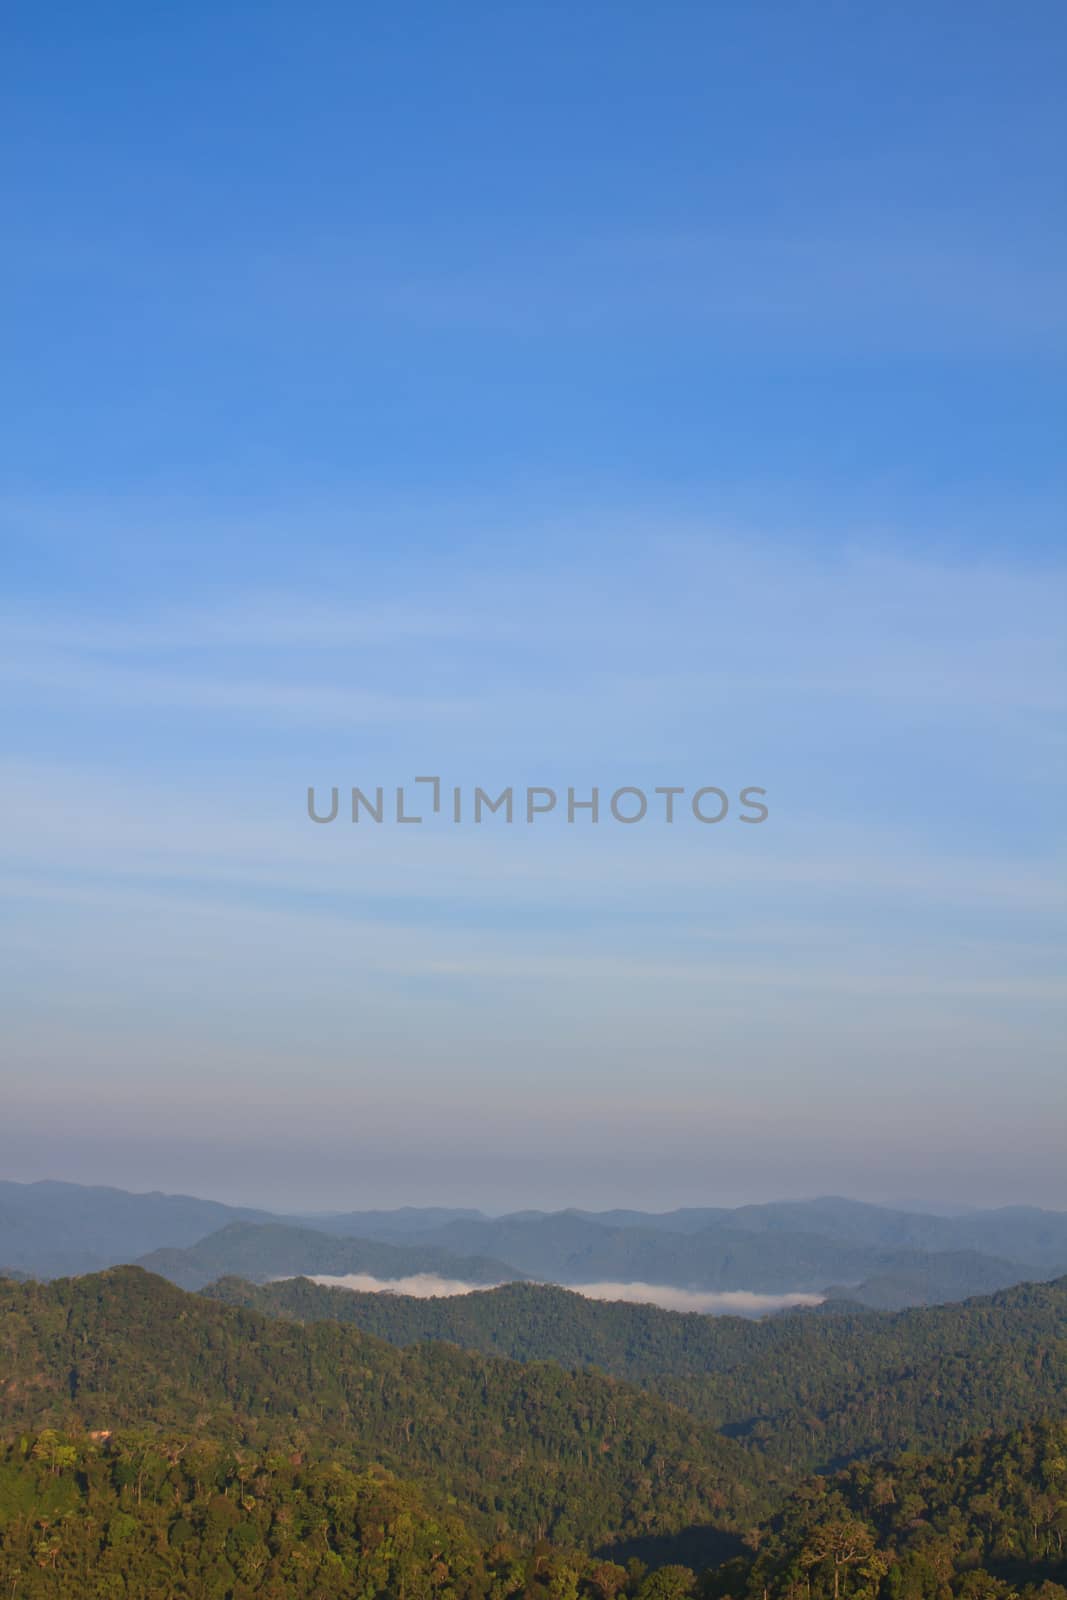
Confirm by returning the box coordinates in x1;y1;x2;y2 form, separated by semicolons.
800;1520;877;1600
637;1565;697;1600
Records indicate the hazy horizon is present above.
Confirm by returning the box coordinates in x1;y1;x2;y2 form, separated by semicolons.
4;1171;1065;1219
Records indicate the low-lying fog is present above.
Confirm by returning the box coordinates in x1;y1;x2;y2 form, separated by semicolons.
302;1273;825;1316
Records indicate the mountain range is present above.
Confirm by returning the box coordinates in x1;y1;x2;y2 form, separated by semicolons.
4;1181;1067;1308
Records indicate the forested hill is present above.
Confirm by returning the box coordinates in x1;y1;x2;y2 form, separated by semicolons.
204;1275;1067;1473
2;1269;1065;1595
0;1266;771;1553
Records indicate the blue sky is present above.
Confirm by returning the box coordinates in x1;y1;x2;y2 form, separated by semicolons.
2;3;1065;1210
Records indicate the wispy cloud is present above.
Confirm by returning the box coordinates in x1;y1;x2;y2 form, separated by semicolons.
0;655;474;726
19;224;1061;353
1;535;1064;734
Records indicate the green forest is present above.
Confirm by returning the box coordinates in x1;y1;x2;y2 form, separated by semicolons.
205;1275;1067;1472
1;1414;1064;1598
0;1268;1065;1597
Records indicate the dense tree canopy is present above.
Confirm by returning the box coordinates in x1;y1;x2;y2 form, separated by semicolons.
0;1420;1064;1600
205;1276;1067;1472
716;1420;1067;1600
0;1268;769;1551
1;1268;1064;1596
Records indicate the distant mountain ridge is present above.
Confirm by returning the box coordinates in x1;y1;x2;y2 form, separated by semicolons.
136;1220;524;1291
333;1211;1031;1298
0;1178;272;1278
4;1180;1067;1309
393;1195;1067;1274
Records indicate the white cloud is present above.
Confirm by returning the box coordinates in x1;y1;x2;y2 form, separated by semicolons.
561;1282;825;1315
303;1273;824;1316
305;1272;507;1299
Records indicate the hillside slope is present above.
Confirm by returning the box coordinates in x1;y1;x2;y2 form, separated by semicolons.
205;1274;1067;1472
0;1267;771;1552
